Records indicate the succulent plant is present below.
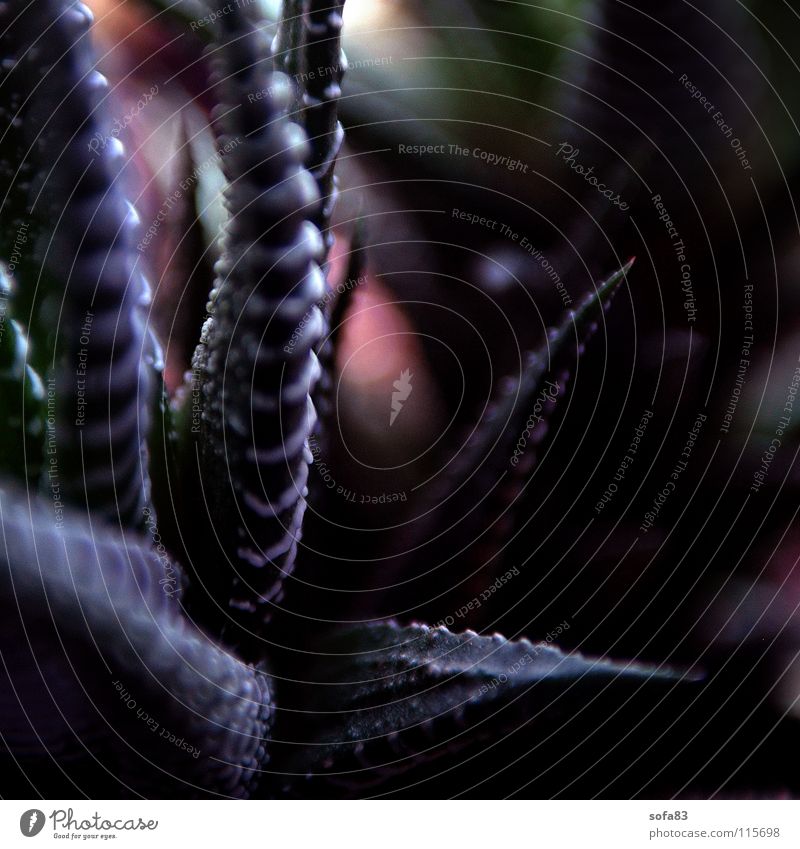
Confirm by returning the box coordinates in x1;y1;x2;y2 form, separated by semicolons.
3;0;792;801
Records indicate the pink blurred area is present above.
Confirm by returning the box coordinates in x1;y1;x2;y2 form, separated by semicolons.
84;0;437;448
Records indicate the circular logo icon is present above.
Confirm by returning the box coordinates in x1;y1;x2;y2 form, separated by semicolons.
19;810;46;837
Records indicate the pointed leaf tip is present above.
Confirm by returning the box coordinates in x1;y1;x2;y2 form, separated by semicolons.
597;257;634;300
279;621;698;782
564;258;633;334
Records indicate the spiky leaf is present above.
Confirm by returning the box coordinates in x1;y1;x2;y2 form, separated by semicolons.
277;620;694;788
4;0;160;525
301;0;347;259
180;2;324;642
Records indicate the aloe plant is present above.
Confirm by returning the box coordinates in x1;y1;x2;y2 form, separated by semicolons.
0;0;703;799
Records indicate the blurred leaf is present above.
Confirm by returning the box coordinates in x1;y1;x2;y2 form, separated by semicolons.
390;259;632;588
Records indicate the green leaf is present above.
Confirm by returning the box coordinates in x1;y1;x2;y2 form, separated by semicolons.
0;269;45;484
